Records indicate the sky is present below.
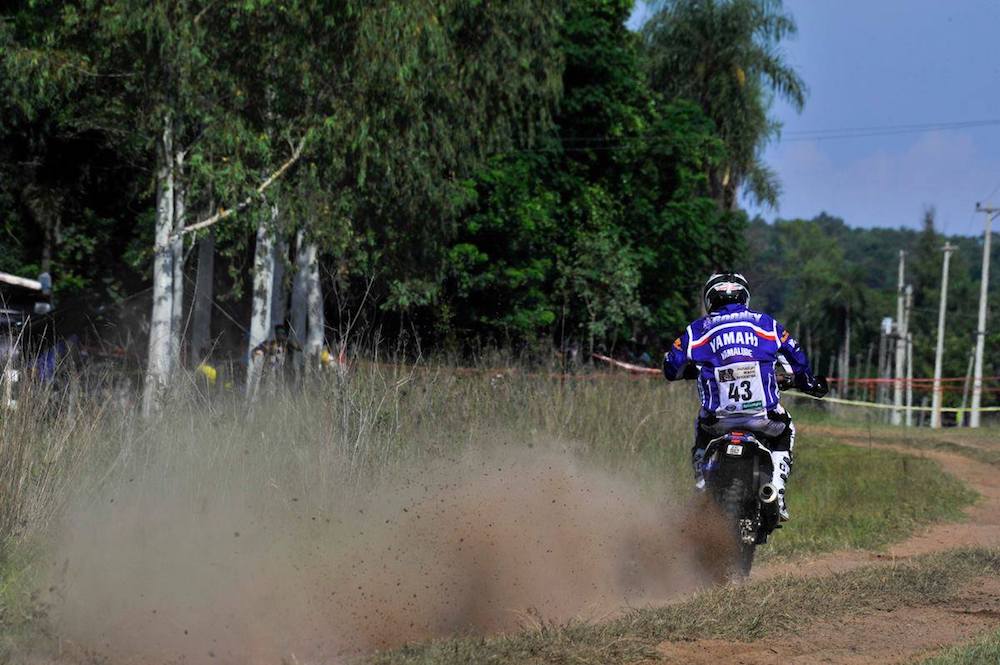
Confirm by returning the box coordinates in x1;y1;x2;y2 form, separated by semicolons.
629;1;1000;235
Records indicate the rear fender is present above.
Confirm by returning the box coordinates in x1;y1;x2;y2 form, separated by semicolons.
704;432;771;471
704;432;775;501
703;431;781;544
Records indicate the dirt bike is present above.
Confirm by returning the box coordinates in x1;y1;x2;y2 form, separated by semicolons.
700;374;827;577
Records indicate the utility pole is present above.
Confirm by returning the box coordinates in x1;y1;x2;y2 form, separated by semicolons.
904;285;914;427
840;305;852;398
892;251;907;425
863;343;874;401
906;330;914;427
971;204;997;427
878;317;892;407
930;243;957;428
960;345;975;427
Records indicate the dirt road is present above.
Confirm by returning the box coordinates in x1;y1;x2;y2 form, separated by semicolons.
658;427;1000;664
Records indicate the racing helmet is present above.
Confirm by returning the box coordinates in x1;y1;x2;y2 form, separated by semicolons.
703;272;751;312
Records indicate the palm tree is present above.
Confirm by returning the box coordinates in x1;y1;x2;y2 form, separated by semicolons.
641;0;806;209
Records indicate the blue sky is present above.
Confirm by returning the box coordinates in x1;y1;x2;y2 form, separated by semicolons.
629;1;1000;235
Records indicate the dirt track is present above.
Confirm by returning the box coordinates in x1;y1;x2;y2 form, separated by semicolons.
657;427;1000;664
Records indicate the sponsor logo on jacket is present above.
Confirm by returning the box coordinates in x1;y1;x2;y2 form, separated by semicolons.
710;330;760;353
704;311;764;327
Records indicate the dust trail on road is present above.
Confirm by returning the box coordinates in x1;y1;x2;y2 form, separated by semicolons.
45;442;731;664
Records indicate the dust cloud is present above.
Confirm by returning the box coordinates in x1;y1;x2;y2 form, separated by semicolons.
43;443;732;664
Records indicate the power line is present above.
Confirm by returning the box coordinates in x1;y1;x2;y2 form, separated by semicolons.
979;179;1000;209
783;118;1000;138
509;117;1000;155
554;118;1000;144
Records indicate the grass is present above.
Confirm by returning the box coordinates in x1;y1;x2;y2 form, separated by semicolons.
0;366;974;559
370;547;1000;665
784;395;1000;467
766;432;977;558
0;361;984;659
920;628;1000;664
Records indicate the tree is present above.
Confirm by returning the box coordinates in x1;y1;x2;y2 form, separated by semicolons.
336;0;565;335
0;3;143;303
556;185;647;355
440;0;738;352
642;0;806;209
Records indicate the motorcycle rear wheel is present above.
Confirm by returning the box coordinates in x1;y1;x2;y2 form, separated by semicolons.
720;478;757;578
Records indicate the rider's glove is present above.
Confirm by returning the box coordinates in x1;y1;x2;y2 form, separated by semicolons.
682;363;700;380
794;372;829;398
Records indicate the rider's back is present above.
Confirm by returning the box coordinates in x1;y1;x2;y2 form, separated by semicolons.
665;303;806;416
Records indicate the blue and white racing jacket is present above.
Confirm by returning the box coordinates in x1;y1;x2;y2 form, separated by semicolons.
662;303;813;416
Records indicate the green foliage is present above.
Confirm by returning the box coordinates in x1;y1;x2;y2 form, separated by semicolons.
557;185;646;349
436;0;741;351
444;154;560;341
747;212;1000;406
1;0;775;358
642;0;806;208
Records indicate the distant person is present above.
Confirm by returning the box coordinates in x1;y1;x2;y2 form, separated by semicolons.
35;335;79;383
252;323;301;392
661;272;827;521
252;324;301;364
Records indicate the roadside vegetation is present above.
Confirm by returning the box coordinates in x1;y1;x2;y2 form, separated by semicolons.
920;629;1000;665
786;397;1000;467
0;363;981;659
765;432;975;558
0;366;975;557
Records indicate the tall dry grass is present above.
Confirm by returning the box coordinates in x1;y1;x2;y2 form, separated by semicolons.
0;357;979;561
0;359;708;663
0;359;697;554
0;377;115;549
0;356;983;663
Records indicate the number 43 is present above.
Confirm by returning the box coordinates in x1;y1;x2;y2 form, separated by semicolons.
728;381;753;401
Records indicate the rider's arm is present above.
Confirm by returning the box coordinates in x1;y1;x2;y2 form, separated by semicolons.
776;322;827;395
775;322;811;376
663;329;698;381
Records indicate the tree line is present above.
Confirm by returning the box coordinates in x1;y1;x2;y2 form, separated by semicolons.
747;212;1000;406
1;0;807;406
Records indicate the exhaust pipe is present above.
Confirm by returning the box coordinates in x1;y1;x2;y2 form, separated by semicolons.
759;483;779;504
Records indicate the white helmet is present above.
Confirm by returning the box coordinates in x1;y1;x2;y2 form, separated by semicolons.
703;272;751;312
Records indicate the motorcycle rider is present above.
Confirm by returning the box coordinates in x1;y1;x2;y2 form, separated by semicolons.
662;272;828;521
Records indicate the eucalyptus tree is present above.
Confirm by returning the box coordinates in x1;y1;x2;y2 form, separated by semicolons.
332;1;563;304
439;0;736;350
1;1;207;410
6;0;566;399
641;0;806;209
72;1;236;414
9;1;314;411
163;0;564;378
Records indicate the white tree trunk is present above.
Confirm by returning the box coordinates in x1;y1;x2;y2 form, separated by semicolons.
246;205;277;395
170;150;186;369
840;309;851;398
289;228;309;347
270;233;288;330
190;230;215;361
304;240;324;364
142;118;175;416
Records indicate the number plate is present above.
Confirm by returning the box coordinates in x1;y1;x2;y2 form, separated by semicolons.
726;444;743;456
715;361;766;414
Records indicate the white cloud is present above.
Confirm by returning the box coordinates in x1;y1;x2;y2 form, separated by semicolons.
753;130;1000;235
